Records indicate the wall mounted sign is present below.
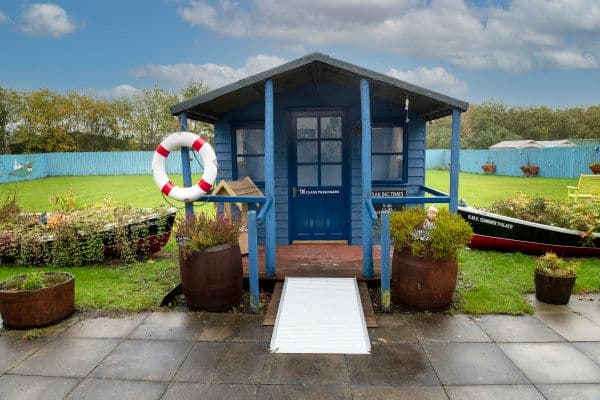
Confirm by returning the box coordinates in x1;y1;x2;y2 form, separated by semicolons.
371;188;406;215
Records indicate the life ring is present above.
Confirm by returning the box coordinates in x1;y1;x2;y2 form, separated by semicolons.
152;131;218;202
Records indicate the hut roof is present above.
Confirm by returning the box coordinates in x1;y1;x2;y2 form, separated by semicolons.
171;52;469;123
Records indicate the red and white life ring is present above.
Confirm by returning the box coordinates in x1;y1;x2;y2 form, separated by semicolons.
152;131;218;202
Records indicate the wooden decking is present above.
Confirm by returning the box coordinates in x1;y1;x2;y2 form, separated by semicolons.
242;243;386;281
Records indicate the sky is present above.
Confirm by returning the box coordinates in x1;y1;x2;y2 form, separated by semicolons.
0;0;599;108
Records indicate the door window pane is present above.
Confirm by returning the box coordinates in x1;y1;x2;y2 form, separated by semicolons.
297;117;317;138
297;141;318;163
372;155;402;181
236;128;264;155
237;156;264;181
297;165;318;186
372;127;403;153
321;165;342;186
321;117;342;138
321;141;342;163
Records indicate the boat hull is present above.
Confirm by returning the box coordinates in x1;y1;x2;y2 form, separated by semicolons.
458;207;600;257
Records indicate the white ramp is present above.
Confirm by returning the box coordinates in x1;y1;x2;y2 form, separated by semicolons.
270;277;371;354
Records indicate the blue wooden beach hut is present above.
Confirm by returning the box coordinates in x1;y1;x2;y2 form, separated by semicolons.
170;53;468;307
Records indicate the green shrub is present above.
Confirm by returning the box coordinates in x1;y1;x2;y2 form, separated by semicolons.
176;212;241;259
535;253;577;278
0;272;69;292
390;208;473;261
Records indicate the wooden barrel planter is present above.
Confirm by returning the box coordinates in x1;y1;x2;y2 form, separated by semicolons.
178;243;243;312
392;249;458;311
534;271;576;305
0;272;75;329
521;165;539;177
589;164;600;175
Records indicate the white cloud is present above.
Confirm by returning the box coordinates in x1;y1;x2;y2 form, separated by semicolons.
20;3;76;38
176;0;600;72
387;66;468;95
90;84;140;99
0;11;8;23
131;54;288;89
535;50;597;69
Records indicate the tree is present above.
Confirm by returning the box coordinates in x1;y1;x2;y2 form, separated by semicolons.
0;87;19;154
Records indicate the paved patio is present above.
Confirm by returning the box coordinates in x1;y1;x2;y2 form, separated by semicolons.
1;294;599;399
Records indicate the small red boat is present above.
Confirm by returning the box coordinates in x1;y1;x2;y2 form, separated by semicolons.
458;206;600;257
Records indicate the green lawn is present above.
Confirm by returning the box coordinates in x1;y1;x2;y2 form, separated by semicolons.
1;172;598;314
426;169;577;207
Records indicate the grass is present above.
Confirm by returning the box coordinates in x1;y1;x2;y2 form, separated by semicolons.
457;250;600;314
0;172;598;314
0;257;180;311
426;169;577;206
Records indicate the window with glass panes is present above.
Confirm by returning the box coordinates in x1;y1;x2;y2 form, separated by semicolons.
234;126;264;184
371;126;405;183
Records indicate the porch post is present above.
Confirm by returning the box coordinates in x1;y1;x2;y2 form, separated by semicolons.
450;108;461;213
179;112;194;220
360;79;373;278
265;79;276;276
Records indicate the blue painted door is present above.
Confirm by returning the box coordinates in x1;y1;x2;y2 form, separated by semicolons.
289;111;347;241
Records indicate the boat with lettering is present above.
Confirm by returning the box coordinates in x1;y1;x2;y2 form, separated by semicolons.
458;206;600;257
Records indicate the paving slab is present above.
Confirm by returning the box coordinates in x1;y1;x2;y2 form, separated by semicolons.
574;342;600;365
499;342;600;384
174;342;268;384
261;353;349;385
66;378;166;400
63;314;147;339
161;383;258;400
405;314;490;343
445;385;544;400
535;312;600;341
423;342;528;385
0;374;80;400
369;315;417;343
9;338;119;377
568;295;600;325
538;383;600;400
257;384;351;399
0;336;50;373
473;315;565;342
92;339;193;381
197;313;272;343
346;343;439;386
351;385;448;400
128;312;205;341
527;294;570;314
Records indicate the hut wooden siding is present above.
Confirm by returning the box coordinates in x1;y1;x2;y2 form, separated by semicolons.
213;81;426;245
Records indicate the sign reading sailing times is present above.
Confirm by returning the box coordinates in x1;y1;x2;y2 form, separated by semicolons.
371;188;407;215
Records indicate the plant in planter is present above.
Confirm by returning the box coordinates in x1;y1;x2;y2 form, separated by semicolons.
176;213;242;311
534;253;577;305
521;162;539;177
0;271;74;329
390;207;473;310
589;162;600;175
481;161;496;175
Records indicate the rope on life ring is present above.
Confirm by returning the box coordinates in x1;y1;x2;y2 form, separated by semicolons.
152;131;217;202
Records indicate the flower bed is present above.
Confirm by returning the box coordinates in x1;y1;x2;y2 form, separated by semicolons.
0;195;176;266
487;194;599;240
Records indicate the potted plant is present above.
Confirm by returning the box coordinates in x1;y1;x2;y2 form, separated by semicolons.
521;162;539;177
534;253;577;305
0;271;75;329
175;213;243;311
589;162;600;175
390;207;473;310
481;161;496;175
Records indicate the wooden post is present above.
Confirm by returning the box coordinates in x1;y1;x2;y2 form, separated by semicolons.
380;210;391;312
248;210;260;313
179;112;194;220
450;108;461;213
360;79;373;278
264;79;276;276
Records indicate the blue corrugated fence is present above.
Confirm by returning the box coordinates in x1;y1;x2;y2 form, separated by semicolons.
1;146;598;183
